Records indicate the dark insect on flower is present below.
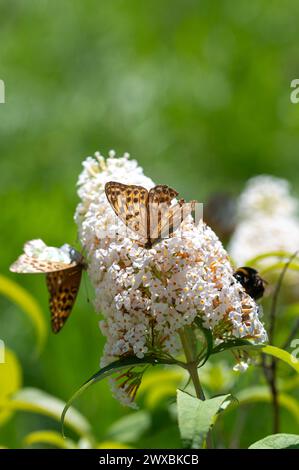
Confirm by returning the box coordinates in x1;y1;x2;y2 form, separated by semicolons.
233;267;266;300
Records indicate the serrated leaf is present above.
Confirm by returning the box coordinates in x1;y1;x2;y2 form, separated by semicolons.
177;390;231;449
249;433;299;449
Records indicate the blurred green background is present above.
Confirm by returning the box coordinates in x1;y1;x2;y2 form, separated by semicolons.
1;0;299;449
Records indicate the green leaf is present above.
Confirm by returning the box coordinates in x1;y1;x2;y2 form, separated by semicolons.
0;387;91;437
262;345;299;374
23;430;76;449
0;348;22;425
177;390;231;449
260;261;299;275
0;275;47;354
245;251;298;266
233;386;299;424
249;434;299;449
61;355;176;437
106;410;151;444
243;251;299;275
212;338;263;355
96;441;133;449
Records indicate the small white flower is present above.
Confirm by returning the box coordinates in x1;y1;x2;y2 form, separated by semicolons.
75;150;267;406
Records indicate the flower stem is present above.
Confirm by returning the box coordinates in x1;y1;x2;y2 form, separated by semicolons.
179;327;205;400
179;326;213;448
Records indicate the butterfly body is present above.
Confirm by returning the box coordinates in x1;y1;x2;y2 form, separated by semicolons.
105;181;195;248
10;240;86;333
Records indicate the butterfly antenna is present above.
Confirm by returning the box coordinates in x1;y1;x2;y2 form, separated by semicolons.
75;231;80;245
83;271;91;304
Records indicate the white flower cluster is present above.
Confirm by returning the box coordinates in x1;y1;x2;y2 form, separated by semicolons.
75;151;267;406
229;175;299;266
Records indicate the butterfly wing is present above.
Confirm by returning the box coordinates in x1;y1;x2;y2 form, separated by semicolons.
148;185;185;243
149;185;196;244
105;182;194;248
47;264;83;333
158;200;196;242
105;182;149;243
148;185;178;206
10;241;85;333
10;254;76;273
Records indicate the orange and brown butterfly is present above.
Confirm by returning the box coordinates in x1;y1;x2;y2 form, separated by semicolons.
105;181;196;248
10;239;86;333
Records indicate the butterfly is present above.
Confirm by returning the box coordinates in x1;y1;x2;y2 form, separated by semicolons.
10;239;86;333
105;182;196;248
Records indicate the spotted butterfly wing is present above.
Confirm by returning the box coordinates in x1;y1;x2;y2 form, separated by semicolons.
10;239;85;333
148;185;195;243
46;265;83;333
105;182;149;245
105;182;195;248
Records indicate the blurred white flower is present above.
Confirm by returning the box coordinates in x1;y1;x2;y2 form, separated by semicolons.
233;361;249;373
238;175;298;219
229;175;299;266
75;150;267;406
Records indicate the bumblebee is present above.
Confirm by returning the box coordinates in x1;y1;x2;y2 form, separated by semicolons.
233;267;265;300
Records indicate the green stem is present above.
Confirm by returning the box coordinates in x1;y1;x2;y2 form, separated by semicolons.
179;326;213;449
179;328;205;400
